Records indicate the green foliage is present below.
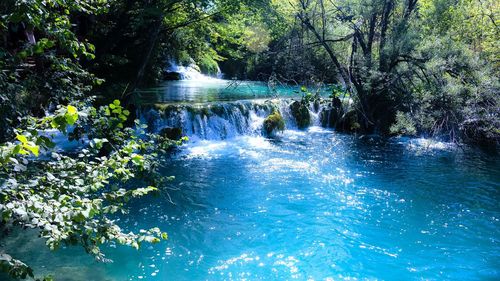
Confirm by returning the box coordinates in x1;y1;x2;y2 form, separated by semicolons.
299;86;321;105
420;0;499;68
0;254;33;280
1;0;494;144
0;101;180;279
0;0;104;141
330;85;349;99
400;27;499;143
80;0;276;85
198;53;221;75
0;104;79;170
390;111;417;136
272;0;498;143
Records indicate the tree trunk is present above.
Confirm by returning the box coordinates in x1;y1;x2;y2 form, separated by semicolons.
131;20;163;91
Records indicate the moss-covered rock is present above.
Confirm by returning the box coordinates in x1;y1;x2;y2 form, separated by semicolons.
289;101;310;129
263;110;285;135
159;127;183;140
336;110;360;133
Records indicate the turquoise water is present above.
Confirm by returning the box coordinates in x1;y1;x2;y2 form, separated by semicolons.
3;129;499;280
2;80;499;280
135;80;329;104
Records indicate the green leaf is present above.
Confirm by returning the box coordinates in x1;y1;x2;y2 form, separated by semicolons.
65;114;78;126
24;144;39;157
12;144;22;154
81;208;90;218
50;119;59;129
131;154;143;165
67;105;77;115
64;105;79;125
16;135;28;143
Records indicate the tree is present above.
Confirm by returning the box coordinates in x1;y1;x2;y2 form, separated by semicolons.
278;0;498;144
0;0;104;141
292;0;420;133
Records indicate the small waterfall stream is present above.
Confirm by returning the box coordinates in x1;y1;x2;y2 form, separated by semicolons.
139;99;327;141
167;61;223;82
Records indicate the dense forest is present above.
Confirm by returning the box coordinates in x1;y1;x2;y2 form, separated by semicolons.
0;0;498;279
1;0;498;143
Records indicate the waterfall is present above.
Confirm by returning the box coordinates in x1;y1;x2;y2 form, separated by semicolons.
167;61;223;82
139;99;330;141
215;65;224;79
308;102;323;127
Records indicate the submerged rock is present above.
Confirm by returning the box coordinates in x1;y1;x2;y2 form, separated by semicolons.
263;110;285;136
289;101;310;129
159;127;183;140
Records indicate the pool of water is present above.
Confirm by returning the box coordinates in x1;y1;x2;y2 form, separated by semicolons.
3;128;499;280
135;80;329;104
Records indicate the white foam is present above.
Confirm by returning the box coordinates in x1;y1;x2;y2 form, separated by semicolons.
167;61;223;82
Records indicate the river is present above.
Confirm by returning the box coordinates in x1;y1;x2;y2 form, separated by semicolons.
2;79;499;280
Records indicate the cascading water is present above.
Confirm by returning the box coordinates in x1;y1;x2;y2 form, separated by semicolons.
215;64;224;79
167;61;223;82
4;79;499;281
139;99;326;141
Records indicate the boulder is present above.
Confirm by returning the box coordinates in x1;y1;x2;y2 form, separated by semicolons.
289;101;310;129
263;110;285;135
